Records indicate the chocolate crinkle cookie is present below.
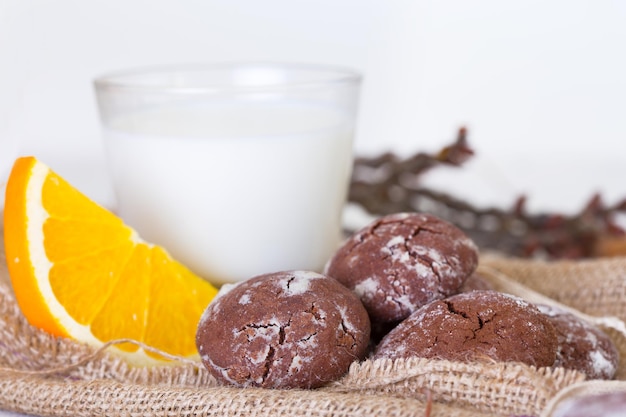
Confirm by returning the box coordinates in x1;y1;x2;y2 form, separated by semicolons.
536;304;619;380
325;212;479;324
196;271;370;389
373;290;559;368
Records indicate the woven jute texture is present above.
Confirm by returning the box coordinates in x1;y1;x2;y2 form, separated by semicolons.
2;227;626;417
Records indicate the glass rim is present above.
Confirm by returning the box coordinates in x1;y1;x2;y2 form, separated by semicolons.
93;62;362;94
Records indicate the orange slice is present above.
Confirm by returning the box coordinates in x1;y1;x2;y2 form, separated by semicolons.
3;156;218;364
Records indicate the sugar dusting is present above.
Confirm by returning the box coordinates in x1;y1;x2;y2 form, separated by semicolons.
413;262;432;278
354;277;379;300
284;276;310;295
411;246;461;281
537;304;559;317
248;344;271;365
500;292;531;309
337;305;359;334
384;215;478;278
214;282;239;301
385;235;405;249
239;292;251;305
590;349;616;377
395;294;418;311
283;271;325;296
381;236;410;265
288;355;304;373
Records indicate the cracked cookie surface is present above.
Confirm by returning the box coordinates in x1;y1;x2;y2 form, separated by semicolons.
373;290;558;368
325;212;479;324
195;271;370;389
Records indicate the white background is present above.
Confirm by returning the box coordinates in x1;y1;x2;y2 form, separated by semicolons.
1;0;626;213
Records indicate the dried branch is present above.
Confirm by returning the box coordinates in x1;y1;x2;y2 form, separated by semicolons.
348;128;626;259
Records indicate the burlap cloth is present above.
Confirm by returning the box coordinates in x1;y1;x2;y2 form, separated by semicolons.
2;224;626;417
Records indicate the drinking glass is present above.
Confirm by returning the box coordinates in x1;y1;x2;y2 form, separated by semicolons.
94;63;361;285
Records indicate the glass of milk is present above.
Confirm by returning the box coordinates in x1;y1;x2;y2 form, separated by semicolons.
93;63;361;285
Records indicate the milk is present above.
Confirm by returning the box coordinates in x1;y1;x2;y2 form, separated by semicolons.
104;100;354;285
